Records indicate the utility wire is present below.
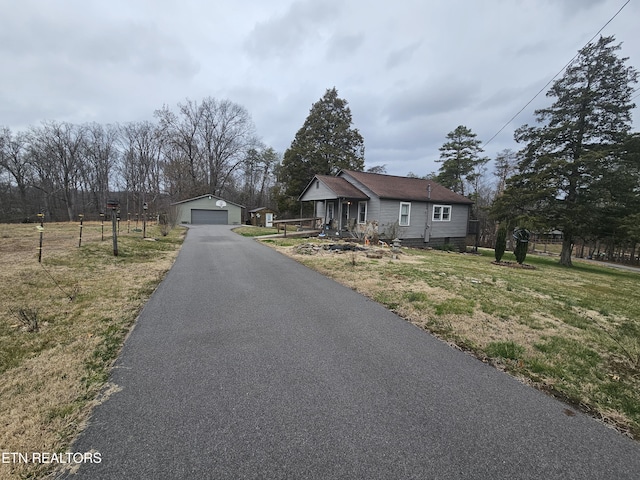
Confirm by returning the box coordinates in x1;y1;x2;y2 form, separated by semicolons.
482;0;631;148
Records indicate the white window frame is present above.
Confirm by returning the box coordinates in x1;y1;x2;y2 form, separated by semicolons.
399;202;411;226
358;201;367;224
433;205;452;222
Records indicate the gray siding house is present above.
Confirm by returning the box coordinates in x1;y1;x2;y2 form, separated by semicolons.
299;170;473;250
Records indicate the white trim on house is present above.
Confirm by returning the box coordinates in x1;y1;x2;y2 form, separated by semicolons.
358;201;367;224
433;205;451;222
399;202;411;226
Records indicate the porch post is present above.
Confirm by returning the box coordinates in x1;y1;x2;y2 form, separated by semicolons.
313;200;317;227
324;199;328;227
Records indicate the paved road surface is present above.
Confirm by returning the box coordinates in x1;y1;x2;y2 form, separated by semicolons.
62;225;640;479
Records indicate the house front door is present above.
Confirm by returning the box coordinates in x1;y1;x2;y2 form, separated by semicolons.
265;213;273;227
326;202;335;229
342;202;350;230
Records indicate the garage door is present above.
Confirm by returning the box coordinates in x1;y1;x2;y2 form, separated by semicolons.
191;209;228;225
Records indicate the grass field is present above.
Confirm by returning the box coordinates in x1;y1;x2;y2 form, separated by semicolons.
262;238;640;439
0;221;184;480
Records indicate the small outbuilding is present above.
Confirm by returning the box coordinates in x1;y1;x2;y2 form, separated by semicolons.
248;207;276;227
172;194;244;225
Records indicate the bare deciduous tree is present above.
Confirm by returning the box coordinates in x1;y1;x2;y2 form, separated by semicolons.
119;121;163;214
0;127;33;218
29;121;86;220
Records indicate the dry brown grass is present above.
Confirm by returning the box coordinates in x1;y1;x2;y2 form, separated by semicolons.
0;222;183;480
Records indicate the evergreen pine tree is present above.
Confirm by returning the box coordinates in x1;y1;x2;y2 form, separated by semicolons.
494;36;638;266
277;88;365;215
513;228;530;265
436;125;488;196
495;225;507;262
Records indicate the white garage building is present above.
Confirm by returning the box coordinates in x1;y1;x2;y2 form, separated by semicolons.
172;194;244;225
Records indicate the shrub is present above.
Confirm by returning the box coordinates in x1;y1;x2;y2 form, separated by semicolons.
495;225;507;262
513;227;530;264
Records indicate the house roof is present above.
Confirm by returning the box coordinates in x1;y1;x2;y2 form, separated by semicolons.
316;175;370;200
248;207;275;213
170;194;244;208
340;170;474;204
298;174;370;201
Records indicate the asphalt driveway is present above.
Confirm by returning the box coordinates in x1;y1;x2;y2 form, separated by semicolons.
63;225;640;479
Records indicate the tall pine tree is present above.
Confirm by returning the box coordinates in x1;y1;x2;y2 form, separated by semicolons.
435;125;488;197
277;88;365;215
494;36;637;266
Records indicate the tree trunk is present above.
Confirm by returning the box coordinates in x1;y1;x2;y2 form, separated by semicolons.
560;235;574;266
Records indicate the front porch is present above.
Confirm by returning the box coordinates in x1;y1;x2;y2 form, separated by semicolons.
312;198;367;234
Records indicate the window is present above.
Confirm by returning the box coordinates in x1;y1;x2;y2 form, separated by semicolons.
399;202;411;226
433;205;451;221
358;202;367;224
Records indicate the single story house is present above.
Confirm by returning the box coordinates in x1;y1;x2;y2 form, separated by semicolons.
248;207;276;227
298;170;474;250
172;194;244;225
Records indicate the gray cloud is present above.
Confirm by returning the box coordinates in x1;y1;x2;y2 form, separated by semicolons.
386;41;422;69
383;78;477;123
243;0;341;59
326;33;365;61
0;0;638;177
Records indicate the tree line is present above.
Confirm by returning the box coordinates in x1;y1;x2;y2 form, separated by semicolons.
0;97;278;223
2;36;638;268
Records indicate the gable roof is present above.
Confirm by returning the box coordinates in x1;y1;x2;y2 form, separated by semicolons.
248;207;275;213
340;170;473;204
298;174;369;201
317;175;369;199
170;194;244;208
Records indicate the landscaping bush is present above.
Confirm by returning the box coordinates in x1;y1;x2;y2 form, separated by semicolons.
513;227;530;264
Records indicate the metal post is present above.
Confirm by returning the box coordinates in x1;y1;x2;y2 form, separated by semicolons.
37;213;44;263
78;214;84;247
112;209;119;256
100;213;105;241
142;202;148;238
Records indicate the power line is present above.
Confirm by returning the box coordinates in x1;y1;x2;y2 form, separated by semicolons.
482;0;631;149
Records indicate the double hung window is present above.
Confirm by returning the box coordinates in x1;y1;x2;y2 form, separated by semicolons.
399;202;411;226
358;202;367;224
433;205;451;221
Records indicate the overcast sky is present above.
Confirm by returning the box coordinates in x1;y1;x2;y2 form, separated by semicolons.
1;0;639;177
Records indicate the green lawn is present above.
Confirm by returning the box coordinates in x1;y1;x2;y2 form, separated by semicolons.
233;226;280;237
